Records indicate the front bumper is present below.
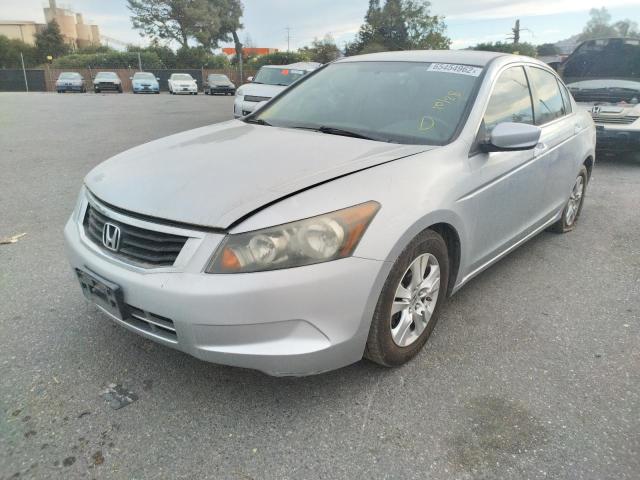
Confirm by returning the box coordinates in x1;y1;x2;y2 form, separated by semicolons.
209;86;235;94
57;84;84;92
94;83;121;91
595;125;640;152
63;199;385;376
172;85;198;94
133;85;159;93
233;98;259;118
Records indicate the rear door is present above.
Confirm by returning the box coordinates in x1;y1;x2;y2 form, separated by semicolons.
526;66;577;219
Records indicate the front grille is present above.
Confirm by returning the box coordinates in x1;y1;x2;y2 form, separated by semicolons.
572;91;639;103
125;304;177;342
244;95;271;103
83;204;188;267
592;115;639;125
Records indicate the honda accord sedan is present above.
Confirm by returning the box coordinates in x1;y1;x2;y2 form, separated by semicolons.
65;51;596;376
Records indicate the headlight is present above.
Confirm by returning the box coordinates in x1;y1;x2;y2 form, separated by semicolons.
207;201;380;274
236;88;244;96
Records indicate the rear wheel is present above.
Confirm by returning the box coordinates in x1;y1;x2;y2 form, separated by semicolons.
365;229;449;367
548;166;588;233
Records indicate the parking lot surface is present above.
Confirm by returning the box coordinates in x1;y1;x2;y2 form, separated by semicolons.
1;92;639;480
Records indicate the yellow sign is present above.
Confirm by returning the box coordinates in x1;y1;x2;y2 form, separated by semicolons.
46;55;53;61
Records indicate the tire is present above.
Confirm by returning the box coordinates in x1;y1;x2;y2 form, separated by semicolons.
548;165;588;233
95;89;100;93
365;229;450;367
118;88;123;93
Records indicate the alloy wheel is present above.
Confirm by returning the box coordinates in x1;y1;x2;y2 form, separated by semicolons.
390;253;441;347
565;175;584;226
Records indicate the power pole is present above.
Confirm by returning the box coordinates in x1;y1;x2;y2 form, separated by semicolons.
20;52;29;92
285;26;291;52
512;19;521;44
137;51;142;71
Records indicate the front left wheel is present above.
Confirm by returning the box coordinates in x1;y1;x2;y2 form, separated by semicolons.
365;229;449;367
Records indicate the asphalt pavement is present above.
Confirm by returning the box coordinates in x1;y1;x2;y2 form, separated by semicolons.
1;92;639;480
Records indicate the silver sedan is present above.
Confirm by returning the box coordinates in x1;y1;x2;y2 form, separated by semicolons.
64;51;596;376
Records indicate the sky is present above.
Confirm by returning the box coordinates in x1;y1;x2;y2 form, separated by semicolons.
1;0;639;50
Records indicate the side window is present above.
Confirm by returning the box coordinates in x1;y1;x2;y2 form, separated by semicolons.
483;67;534;133
557;79;573;114
527;67;566;125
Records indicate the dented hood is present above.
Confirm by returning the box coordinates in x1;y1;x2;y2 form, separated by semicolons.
85;120;432;229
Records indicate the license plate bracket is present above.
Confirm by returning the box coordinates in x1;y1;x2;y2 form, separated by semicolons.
76;268;126;320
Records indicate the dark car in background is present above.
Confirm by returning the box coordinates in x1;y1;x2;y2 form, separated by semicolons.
56;72;86;93
563;37;640;153
93;72;123;93
204;74;236;95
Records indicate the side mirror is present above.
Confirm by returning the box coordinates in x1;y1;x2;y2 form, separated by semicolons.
481;122;541;152
156;77;160;81
247;76;254;82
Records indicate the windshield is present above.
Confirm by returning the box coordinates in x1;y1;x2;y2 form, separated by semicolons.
209;74;229;82
253;61;482;145
59;73;80;79
134;73;156;80
95;72;117;79
253;67;306;86
172;74;193;81
564;38;640;81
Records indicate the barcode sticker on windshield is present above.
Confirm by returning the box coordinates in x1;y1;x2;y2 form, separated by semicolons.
427;63;483;77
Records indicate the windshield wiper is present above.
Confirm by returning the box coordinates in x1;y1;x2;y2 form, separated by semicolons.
244;117;272;126
289;125;392;142
317;126;385;141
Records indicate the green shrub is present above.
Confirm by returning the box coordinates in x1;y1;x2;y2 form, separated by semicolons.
52;51;164;69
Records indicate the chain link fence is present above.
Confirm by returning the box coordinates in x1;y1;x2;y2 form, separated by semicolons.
0;67;257;93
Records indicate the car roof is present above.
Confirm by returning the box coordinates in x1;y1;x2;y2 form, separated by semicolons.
336;50;530;67
261;62;322;71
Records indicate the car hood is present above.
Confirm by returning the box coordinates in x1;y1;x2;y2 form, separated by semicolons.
239;83;287;99
85;120;433;229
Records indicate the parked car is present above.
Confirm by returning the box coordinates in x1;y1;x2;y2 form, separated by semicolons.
65;51;596;376
204;73;236;95
93;72;123;93
563;37;640;153
131;72;160;94
234;62;321;117
168;73;198;95
56;72;86;93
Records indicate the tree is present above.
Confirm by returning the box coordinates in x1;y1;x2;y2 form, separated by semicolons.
345;0;450;55
248;51;308;68
128;0;244;67
613;19;639;38
35;20;69;61
127;0;207;48
578;8;640;41
537;43;560;56
473;41;537;58
579;8;618;41
175;45;229;68
298;35;341;63
402;0;450;50
128;39;178;67
0;35;39;68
